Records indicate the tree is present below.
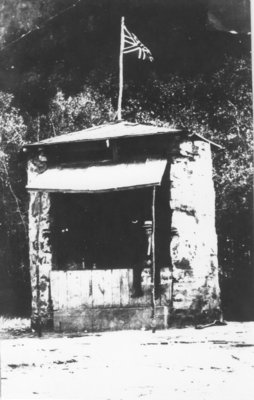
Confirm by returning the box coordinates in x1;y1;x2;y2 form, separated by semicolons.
0;91;29;312
46;86;115;136
0;91;27;232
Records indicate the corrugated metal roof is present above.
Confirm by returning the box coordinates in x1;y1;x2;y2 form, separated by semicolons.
26;159;168;192
24;121;183;147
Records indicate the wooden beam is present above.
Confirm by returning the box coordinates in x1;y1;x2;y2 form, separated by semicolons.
117;16;125;121
27;183;160;194
35;191;42;337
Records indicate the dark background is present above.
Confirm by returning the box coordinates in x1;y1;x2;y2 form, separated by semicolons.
0;0;252;320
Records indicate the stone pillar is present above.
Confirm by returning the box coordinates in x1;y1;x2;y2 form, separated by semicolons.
28;154;53;328
170;140;221;324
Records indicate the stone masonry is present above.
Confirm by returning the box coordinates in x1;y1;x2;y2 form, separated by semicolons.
169;140;221;323
28;155;53;328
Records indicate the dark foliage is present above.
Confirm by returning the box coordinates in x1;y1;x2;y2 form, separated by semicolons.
0;0;252;319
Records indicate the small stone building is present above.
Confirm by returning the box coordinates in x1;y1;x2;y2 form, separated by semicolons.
23;121;221;331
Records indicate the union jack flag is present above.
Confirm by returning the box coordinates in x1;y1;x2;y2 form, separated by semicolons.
123;24;154;61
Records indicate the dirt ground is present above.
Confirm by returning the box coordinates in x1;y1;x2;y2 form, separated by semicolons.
1;321;254;400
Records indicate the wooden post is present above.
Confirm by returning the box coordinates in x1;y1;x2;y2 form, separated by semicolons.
117;16;125;121
36;192;42;337
151;186;156;331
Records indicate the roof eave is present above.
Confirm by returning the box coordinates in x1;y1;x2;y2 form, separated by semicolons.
22;128;187;150
191;133;224;149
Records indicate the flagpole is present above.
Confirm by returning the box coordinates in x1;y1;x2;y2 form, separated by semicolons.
117;16;124;121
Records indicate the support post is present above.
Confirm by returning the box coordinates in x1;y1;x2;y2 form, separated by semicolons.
117;16;124;121
36;191;42;337
151;186;156;331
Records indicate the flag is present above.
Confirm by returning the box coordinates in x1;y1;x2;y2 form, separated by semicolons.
123;24;154;61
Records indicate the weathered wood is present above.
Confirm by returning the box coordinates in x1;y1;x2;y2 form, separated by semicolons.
58;271;68;310
92;270;105;307
151;186;156;320
79;269;93;307
50;268;172;315
102;269;112;307
111;269;121;306
117;16;124;121
50;271;68;310
67;271;82;309
50;271;59;310
120;268;129;306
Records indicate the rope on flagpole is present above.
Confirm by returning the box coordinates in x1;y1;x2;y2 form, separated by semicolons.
117;16;125;121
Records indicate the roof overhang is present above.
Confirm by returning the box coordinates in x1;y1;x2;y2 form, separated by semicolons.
23;121;184;149
26;159;168;193
22;121;223;151
190;132;224;149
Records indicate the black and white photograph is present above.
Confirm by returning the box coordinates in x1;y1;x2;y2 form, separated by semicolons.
0;0;253;399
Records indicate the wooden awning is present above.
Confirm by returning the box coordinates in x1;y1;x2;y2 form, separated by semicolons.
26;159;167;193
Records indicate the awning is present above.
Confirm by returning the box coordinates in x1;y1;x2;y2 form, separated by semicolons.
26;159;168;192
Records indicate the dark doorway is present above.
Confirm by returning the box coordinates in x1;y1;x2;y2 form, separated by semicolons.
51;188;153;270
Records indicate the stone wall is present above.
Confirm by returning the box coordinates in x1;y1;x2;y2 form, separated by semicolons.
28;155;53;328
169;140;221;324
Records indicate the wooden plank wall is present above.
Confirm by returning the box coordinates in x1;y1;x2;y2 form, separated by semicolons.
50;268;172;311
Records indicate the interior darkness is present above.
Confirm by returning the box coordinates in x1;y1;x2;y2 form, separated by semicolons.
51;186;170;272
44;135;176;167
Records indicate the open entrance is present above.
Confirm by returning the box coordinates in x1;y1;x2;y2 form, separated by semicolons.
51;188;151;270
51;185;170;273
48;176;172;330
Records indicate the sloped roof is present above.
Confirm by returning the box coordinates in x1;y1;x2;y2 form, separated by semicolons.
23;120;222;149
24;121;184;147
